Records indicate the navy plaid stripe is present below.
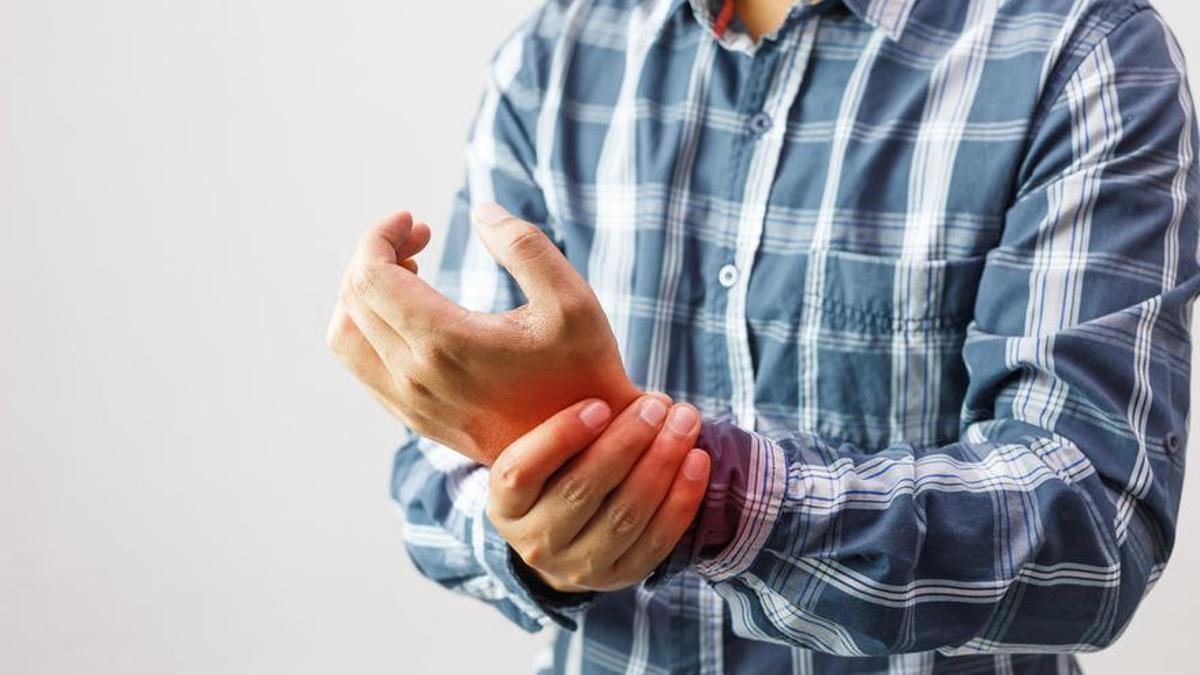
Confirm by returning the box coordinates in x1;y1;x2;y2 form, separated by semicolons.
391;0;1198;672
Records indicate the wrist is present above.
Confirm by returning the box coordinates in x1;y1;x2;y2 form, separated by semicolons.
508;547;597;603
691;418;788;581
533;567;590;594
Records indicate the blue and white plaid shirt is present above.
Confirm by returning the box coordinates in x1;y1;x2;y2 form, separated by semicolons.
390;0;1199;672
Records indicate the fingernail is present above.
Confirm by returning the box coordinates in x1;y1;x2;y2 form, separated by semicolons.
472;201;512;226
682;449;708;481
579;400;611;431
639;397;668;426
667;406;698;436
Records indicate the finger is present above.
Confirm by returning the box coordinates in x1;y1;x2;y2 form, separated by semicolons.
613;448;710;580
360;211;414;266
340;264;413;361
397;222;430;274
397;221;432;261
327;302;379;369
570;403;701;562
327;303;410;420
531;394;672;545
343;289;413;366
470;202;588;308
488;398;612;519
351;220;468;336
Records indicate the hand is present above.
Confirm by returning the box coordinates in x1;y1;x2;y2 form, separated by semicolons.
327;205;640;465
487;394;711;593
327;213;433;425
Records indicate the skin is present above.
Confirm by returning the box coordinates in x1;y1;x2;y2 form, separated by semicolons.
328;205;640;466
488;396;710;592
328;0;793;592
327;205;710;591
736;0;809;41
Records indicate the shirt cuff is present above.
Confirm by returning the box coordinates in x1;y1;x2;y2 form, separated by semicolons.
480;507;596;630
645;417;788;589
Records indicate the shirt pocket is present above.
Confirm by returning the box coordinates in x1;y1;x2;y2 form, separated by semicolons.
796;249;987;451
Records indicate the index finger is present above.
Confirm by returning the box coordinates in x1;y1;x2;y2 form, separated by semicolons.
487;398;612;520
351;215;468;336
357;212;431;263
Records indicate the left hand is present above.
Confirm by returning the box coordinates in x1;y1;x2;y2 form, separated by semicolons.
488;395;710;592
326;205;640;465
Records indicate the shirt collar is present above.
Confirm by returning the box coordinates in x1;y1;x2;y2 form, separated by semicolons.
676;0;919;42
841;0;918;40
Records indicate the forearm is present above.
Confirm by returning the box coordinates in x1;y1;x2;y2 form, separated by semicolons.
392;435;591;631
654;9;1200;650
654;406;1181;655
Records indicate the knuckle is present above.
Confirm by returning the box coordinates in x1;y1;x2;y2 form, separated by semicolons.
507;227;549;262
415;341;460;372
350;265;382;298
555;472;593;509
572;559;609;589
397;372;434;400
562;571;589;589
554;291;594;322
521;544;547;568
646;532;674;559
491;457;528;492
325;321;348;353
607;503;642;539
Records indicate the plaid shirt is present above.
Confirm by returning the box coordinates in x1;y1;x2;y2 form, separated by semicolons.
390;0;1200;672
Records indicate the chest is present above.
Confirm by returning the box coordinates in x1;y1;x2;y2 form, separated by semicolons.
536;11;1045;446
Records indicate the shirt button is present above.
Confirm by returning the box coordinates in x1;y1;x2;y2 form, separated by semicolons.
1166;431;1181;453
718;264;740;288
749;111;773;136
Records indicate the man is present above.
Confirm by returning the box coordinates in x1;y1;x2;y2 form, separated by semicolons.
329;0;1199;672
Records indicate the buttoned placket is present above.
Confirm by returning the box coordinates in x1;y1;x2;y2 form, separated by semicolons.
709;14;822;432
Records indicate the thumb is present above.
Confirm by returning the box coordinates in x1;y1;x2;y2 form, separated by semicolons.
470;202;587;308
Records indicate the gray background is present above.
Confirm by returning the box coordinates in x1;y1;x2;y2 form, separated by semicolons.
1;1;1197;673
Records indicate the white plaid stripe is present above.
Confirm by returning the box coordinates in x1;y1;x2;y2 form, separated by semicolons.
699;584;724;675
865;0;917;40
799;28;889;434
623;586;656;675
727;19;821;429
699;434;788;580
646;31;718;391
592;0;676;360
392;2;1198;672
535;0;593;224
461;27;527;312
893;0;997;448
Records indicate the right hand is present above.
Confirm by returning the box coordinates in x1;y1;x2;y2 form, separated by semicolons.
327;204;640;465
487;394;711;593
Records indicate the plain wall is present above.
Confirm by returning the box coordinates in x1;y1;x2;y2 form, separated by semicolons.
1;1;1197;673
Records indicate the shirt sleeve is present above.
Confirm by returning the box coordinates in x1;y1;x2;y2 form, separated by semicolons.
653;7;1199;655
389;1;594;633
